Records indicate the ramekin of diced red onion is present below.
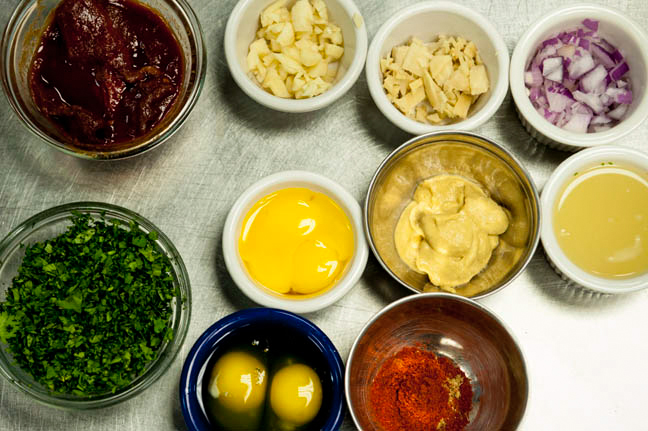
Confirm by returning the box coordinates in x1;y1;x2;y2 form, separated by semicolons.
510;4;648;151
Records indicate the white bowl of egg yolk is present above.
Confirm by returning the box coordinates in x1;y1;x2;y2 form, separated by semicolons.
223;170;369;313
541;145;648;293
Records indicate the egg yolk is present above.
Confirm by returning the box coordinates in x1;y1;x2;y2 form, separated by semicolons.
239;188;354;296
206;351;267;430
270;364;323;427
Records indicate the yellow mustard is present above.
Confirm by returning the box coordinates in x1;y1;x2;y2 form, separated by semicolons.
239;187;354;296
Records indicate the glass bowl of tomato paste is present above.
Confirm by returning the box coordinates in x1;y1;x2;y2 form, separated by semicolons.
1;0;206;160
346;292;528;430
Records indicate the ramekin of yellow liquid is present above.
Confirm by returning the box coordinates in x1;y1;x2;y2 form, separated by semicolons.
223;171;369;313
541;146;648;293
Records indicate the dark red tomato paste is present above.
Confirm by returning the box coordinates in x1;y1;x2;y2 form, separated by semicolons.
29;0;184;147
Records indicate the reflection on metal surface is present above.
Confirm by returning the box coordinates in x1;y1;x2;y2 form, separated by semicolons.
346;293;528;430
365;131;541;298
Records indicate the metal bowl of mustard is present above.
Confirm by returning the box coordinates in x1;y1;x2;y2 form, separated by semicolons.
365;131;541;298
345;292;529;430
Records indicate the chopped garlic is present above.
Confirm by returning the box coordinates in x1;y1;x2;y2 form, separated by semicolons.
381;35;490;124
247;0;343;99
352;13;363;29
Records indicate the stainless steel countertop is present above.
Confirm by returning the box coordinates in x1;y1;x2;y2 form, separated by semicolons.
1;0;647;429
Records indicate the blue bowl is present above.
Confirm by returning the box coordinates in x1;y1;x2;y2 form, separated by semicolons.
179;308;345;430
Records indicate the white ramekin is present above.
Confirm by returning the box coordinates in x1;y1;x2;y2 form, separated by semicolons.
510;4;648;151
222;171;369;313
224;0;368;113
365;1;509;135
541;146;648;294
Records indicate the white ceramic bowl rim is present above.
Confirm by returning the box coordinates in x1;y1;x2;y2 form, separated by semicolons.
365;1;510;135
222;170;369;313
510;3;648;147
540;145;648;293
224;0;368;113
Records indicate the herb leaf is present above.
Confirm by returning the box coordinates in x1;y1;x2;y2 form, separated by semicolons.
0;214;179;395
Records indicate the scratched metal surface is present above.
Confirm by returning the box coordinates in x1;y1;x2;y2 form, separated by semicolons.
0;0;647;429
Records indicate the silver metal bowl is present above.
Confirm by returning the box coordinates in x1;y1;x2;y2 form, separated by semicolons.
345;293;528;430
364;131;540;298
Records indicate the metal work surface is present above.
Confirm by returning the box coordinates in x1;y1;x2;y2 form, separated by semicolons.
0;0;647;429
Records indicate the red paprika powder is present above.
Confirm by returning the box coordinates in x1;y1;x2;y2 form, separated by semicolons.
369;346;473;431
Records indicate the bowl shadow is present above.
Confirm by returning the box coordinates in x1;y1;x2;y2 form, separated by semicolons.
353;76;411;153
213;228;258;311
525;246;634;309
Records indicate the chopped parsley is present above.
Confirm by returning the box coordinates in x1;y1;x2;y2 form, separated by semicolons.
0;213;179;395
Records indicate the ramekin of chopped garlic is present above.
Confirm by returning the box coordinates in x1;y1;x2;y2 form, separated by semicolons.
365;2;509;134
225;0;368;113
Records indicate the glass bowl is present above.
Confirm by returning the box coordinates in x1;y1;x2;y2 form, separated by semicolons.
180;308;345;431
1;0;206;160
0;202;191;409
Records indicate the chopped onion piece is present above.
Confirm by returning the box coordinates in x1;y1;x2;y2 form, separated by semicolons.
609;62;629;81
590;114;612;125
591;44;615;69
557;44;576;59
567;50;595;79
580;64;607;93
524;18;632;133
582;18;599;31
573;90;603;114
608;104;628;120
525;66;543;87
562;112;592;133
545;83;574;112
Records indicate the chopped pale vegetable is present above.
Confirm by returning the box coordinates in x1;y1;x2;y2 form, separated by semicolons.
247;0;343;99
381;35;489;125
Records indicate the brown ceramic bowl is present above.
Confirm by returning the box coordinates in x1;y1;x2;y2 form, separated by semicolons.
345;293;528;430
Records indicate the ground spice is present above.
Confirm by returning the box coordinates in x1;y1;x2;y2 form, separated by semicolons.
369;346;473;431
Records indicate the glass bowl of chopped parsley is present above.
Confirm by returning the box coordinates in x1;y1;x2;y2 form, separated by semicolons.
0;202;191;408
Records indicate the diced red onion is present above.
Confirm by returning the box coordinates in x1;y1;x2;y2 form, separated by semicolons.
557;45;576;59
525;18;632;133
568;50;595;79
590;114;612;125
562;112;592;133
609;62;629;81
582;18;599;31
545;82;574;112
573;91;604;113
580;64;607;93
542;57;563;81
605;87;633;104
592;124;612;132
542;37;560;47
591;44;616;69
608;104;628;120
529;87;542;102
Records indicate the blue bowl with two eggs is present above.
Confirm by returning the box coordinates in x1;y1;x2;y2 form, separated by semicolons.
179;308;345;430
